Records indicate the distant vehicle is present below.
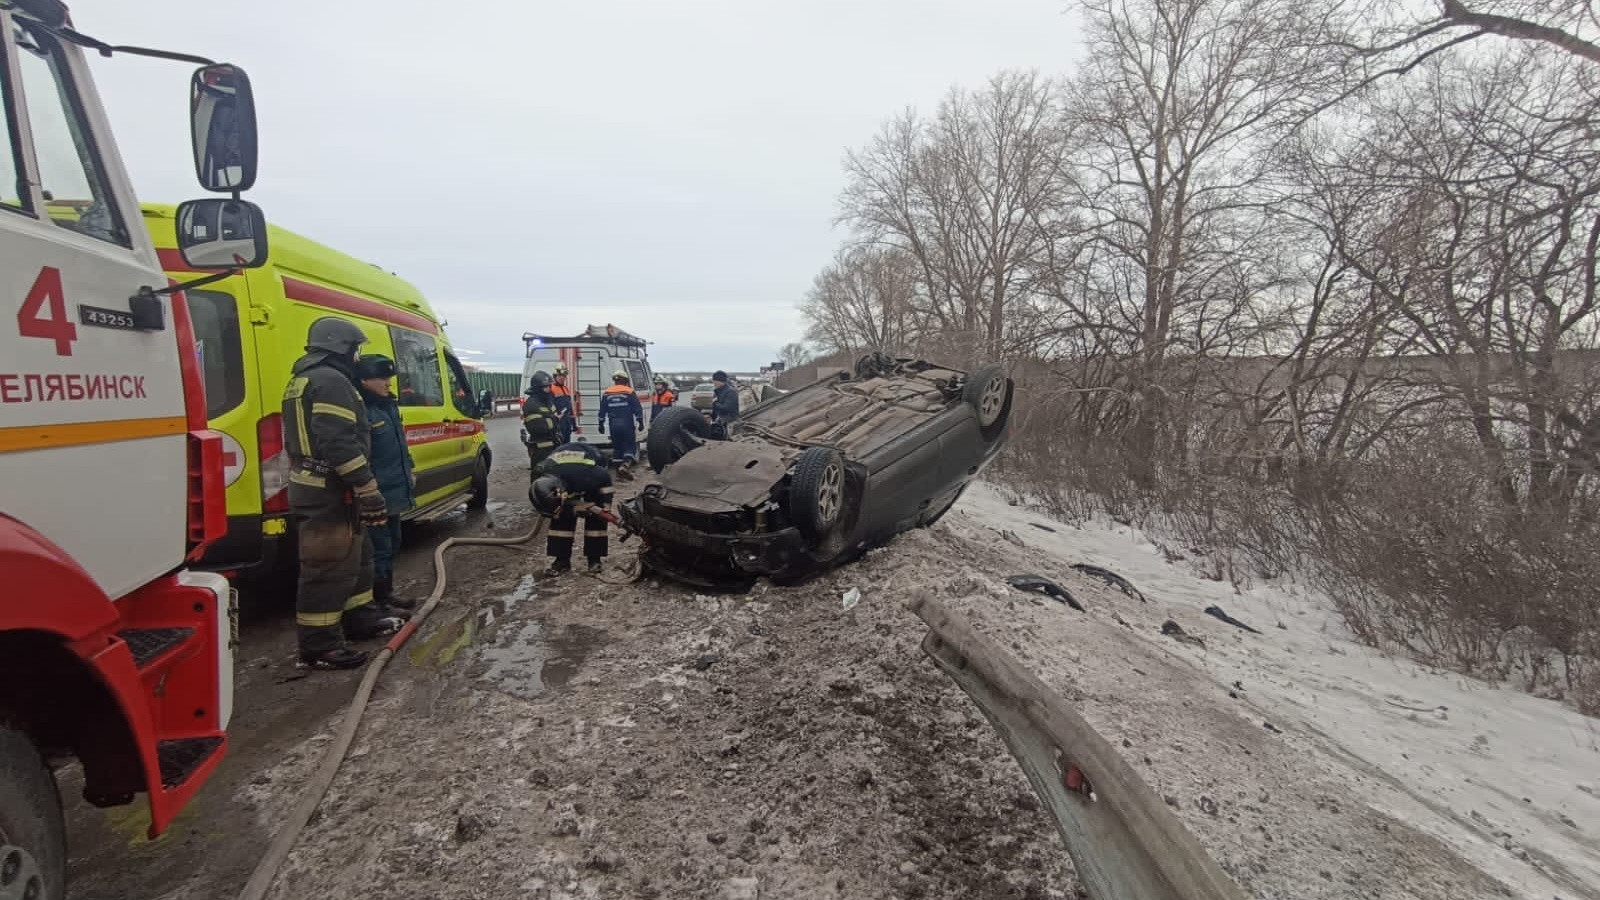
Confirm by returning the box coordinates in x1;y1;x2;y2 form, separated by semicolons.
690;382;717;411
620;354;1013;588
521;323;654;452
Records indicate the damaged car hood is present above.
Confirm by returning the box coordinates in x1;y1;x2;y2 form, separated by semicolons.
653;440;791;512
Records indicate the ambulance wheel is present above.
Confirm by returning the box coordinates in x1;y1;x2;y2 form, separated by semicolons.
467;453;490;509
646;407;712;474
0;725;65;900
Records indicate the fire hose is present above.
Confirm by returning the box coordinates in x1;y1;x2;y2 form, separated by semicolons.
234;519;546;900
234;497;653;900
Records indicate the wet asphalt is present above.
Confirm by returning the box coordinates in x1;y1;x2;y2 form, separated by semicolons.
62;415;538;900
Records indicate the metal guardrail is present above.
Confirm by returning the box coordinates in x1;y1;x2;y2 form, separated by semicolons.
908;594;1250;900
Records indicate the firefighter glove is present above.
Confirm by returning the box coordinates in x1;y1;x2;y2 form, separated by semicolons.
355;481;389;526
596;420;605;434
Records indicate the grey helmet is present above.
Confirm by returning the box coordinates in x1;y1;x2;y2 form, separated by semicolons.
527;370;554;394
306;316;368;357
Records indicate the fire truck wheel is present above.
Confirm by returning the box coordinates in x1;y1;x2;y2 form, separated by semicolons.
0;725;64;900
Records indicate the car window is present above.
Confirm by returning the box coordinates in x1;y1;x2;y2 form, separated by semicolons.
0;38;26;214
12;18;128;246
389;327;443;407
697;383;715;392
186;289;246;419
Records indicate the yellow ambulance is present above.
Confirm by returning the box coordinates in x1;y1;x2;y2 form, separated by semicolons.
140;204;492;578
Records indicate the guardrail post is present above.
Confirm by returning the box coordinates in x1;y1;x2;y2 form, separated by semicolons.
908;594;1250;900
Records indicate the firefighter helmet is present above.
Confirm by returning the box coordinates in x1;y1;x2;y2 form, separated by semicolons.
612;370;629;384
306;317;367;357
529;474;565;517
527;370;553;393
355;354;396;380
552;363;568;376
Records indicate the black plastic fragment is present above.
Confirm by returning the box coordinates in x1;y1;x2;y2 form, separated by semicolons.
1204;605;1262;634
1070;564;1147;602
1005;574;1084;611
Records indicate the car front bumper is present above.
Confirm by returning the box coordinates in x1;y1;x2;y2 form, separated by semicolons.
619;500;810;583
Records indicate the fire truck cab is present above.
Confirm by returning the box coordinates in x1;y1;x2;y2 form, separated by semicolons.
0;2;269;897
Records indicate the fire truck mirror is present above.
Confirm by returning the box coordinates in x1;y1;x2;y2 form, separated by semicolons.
189;63;259;193
176;198;269;270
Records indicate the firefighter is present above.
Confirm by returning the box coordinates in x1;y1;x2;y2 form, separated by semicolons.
529;443;615;576
522;370;560;468
597;369;644;476
282;317;404;671
354;354;418;613
711;369;740;424
650;375;677;420
550;363;575;442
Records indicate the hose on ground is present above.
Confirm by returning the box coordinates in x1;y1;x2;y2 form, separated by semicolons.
235;519;545;900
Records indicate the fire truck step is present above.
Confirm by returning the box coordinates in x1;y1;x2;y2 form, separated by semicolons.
118;627;197;668
157;736;224;790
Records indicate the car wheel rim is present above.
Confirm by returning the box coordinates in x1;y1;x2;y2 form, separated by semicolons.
0;843;44;900
817;463;842;524
979;375;1006;425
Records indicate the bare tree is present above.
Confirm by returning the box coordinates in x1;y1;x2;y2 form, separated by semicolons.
837;70;1075;360
798;245;921;355
777;341;815;369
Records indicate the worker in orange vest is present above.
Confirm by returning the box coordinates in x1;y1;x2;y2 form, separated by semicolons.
650;375;677;421
550;363;575;442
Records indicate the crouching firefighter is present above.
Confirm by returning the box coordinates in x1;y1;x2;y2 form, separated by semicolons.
529;443;615;577
283;317;407;671
522;370;560;468
598;369;644;477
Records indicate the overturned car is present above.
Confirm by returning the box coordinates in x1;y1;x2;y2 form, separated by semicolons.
618;354;1014;587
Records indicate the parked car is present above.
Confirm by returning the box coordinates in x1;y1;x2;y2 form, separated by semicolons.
690;382;717;411
619;354;1013;588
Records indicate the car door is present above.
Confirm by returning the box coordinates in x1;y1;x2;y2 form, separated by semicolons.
388;325;455;503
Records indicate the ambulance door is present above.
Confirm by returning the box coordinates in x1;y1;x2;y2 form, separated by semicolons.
389;325;454;505
440;348;484;483
185;284;262;567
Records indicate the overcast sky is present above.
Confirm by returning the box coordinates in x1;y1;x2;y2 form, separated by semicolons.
72;0;1081;371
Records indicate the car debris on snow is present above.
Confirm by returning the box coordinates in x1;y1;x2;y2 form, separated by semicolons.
1071;563;1147;602
1004;574;1083;611
1203;604;1261;634
1160;619;1206;649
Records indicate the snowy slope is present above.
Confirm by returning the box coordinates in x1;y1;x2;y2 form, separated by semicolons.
948;482;1600;900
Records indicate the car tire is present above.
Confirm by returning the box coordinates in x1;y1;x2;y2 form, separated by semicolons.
0;725;66;900
790;446;846;540
963;363;1012;440
646;407;712;474
467;453;490;509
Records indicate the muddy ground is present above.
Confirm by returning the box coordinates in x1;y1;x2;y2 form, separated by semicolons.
63;416;1544;900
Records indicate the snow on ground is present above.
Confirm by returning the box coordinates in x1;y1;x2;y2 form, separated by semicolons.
951;482;1600;900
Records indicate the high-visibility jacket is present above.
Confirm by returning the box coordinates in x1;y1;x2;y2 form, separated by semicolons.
282;351;373;506
599;383;643;430
522;389;560;450
651;388;677;415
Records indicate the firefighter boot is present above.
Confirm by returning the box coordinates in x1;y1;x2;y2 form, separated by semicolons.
586;558;604;575
543;558;572;578
298;646;370;671
375;575;419;613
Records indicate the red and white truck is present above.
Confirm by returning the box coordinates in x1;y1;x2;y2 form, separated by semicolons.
0;2;271;896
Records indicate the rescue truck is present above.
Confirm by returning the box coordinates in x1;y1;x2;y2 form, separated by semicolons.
0;2;268;896
520;323;656;452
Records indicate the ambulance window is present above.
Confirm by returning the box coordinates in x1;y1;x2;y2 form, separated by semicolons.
443;351;476;417
390;327;444;408
11;18;128;246
186;289;246;419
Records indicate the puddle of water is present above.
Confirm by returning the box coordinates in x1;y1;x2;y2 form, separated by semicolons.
478;622;604;700
408;573;604;699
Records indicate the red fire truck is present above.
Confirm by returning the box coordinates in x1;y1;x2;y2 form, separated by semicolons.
0;2;271;897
